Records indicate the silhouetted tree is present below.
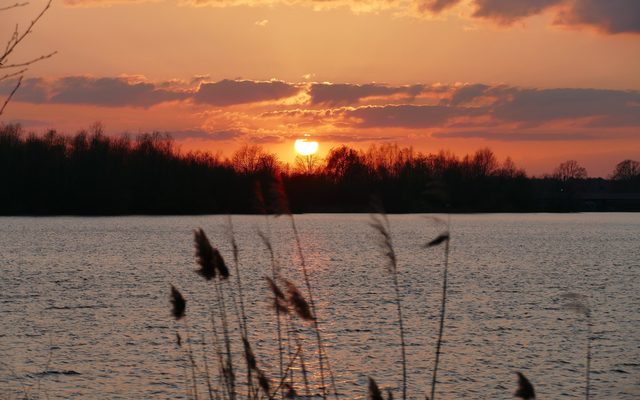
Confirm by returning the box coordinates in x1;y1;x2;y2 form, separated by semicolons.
553;160;588;181
1;124;637;214
611;159;640;181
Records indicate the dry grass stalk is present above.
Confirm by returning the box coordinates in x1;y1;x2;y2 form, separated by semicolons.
260;230;287;396
272;176;337;399
427;227;451;400
226;217;257;399
561;292;592;400
201;334;217;400
370;212;407;400
514;372;535;399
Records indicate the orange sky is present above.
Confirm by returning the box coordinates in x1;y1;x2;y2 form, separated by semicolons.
1;0;639;176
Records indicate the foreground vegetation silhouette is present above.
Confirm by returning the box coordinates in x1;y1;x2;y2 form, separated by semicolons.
166;187;595;399
1;124;639;215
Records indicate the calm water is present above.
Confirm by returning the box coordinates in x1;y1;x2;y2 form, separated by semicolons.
1;214;639;399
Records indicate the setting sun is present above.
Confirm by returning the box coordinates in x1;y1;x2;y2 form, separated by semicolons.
294;138;319;156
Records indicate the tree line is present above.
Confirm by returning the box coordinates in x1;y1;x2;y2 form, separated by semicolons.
1;124;638;215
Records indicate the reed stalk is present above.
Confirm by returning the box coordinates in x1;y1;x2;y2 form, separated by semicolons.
370;213;407;400
428;227;451;400
259;229;286;397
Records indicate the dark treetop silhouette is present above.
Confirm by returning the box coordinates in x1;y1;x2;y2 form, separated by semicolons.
1;124;639;215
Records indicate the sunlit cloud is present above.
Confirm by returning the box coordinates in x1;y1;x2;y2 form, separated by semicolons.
3;76;639;146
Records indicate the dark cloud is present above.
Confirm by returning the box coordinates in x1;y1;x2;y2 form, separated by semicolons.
194;79;300;106
468;0;640;34
168;129;245;141
3;118;50;127
555;0;640;34
443;85;640;127
417;0;462;13
309;83;424;106
0;78;48;104
49;76;187;107
345;105;478;128
432;130;598;141
472;0;562;23
491;88;640;125
448;84;492;105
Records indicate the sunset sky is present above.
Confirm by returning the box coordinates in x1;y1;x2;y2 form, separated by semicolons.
1;0;639;176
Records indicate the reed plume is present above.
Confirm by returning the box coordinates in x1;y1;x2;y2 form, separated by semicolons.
194;228;229;280
257;368;271;396
170;285;186;320
266;276;289;315
370;212;407;400
514;372;535;399
368;377;383;400
193;227;236;399
242;337;257;372
284;279;315;322
426;226;451;400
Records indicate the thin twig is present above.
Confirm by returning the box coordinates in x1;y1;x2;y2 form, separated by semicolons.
0;74;21;116
0;51;57;69
1;0;53;64
0;2;29;12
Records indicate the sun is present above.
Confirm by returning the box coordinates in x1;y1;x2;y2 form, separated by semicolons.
294;138;319;156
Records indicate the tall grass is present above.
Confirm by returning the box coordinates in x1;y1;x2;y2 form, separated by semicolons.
162;204;601;400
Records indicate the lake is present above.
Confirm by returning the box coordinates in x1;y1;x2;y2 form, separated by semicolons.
1;214;639;399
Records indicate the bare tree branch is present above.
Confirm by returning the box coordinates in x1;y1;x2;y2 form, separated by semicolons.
0;68;27;81
0;2;29;12
1;0;53;64
0;75;22;116
0;50;57;69
1;0;55;116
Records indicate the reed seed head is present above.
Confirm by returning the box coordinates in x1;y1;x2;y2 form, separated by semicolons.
284;279;315;321
368;377;383;400
426;233;450;247
257;368;271;395
242;337;257;371
284;383;297;398
370;214;397;273
515;372;535;400
194;228;230;280
170;285;186;320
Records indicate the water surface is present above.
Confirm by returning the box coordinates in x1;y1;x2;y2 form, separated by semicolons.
1;214;639;399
